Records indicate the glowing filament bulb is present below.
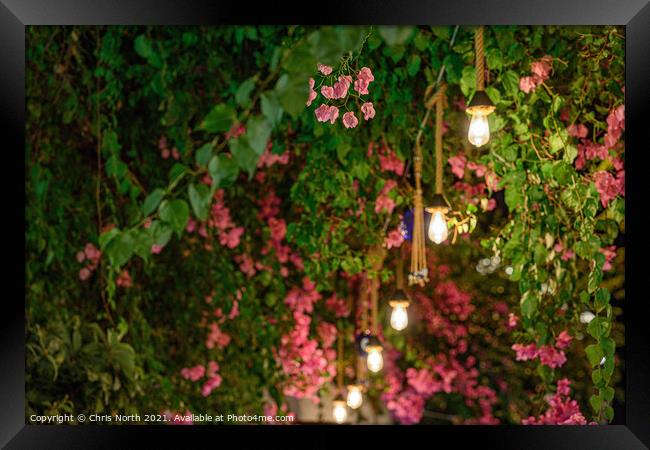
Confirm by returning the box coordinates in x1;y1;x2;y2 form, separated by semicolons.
468;112;490;147
332;399;348;424
389;301;409;331
366;346;384;373
346;385;363;410
428;211;448;244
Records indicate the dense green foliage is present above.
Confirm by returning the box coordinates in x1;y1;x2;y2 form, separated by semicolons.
26;25;624;424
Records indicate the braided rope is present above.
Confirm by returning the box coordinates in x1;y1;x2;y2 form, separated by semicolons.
475;25;485;91
435;84;447;194
337;327;344;389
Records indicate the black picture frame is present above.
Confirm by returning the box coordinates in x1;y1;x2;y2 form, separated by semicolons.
4;0;649;448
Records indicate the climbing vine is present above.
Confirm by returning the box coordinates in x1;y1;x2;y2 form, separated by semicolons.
26;25;624;424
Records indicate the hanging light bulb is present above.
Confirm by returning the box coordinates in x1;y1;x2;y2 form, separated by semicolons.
332;395;348;424
466;26;496;147
346;384;364;410
365;336;384;373
467;110;491;147
388;289;410;331
425;193;450;245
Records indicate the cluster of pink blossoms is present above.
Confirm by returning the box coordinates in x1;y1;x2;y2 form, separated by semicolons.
308;64;376;129
324;293;350;318
554;241;576;261
158;135;180;160
368;141;405;176
519;55;553;94
512;330;572;369
384;226;405;249
180;360;222;397
374;180;398;215
447;154;500;212
186;189;244;250
76;243;101;281
567;104;625;208
276;277;336;403
522;379;595;425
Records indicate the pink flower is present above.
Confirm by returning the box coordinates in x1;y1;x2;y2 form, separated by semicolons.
158;136;167;150
314;105;339;124
448;155;467;179
180;364;205;382
116;269;133;288
354;78;369;95
385;228;404;249
201;375;222;397
531;56;552;81
555;331;572;349
306;78;317;106
360;102;375;120
358;67;374;83
219;226;244;248
556;378;571;396
594;170;624;207
342;111;359;129
567;124;588;138
316;322;337;348
599;246;617;271
171;147;180;160
507;313;519;329
332;76;351;98
406;368;440;397
324;294;350;318
161;148;170;159
317;63;333;75
228;300;239;320
76;251;86;263
320;85;335;99
519;76;537;94
378;145;404;175
79;268;91;281
538;345;567;368
151;244;164;254
512;343;538;361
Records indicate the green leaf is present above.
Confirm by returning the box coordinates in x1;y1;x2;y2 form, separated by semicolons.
99;228;120;250
520;291;538;318
246;116;272;155
549;133;565;153
188;183;210;221
142;188;165;217
589;394;601;413
261;92;283;127
208;154;240;188
158;199;190;236
111;342;136;379
564;144;578;164
275;74;309;118
501;71;520;97
378;26;415;46
594;288;611;312
585;344;604;367
195;143;213;168
587;317;609;339
407;55;421;77
134;35;152;59
132;229;154;261
105;232;134;268
198;104;236;133
505;187;523;210
235;77;257;107
229;136;259;178
460;66;476;98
